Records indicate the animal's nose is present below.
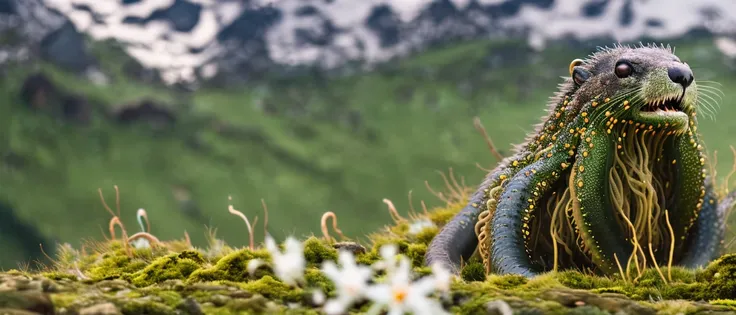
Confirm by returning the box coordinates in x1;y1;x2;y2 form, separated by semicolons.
668;66;693;88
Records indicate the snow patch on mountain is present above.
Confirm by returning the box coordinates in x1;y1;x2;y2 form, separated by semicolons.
7;0;736;84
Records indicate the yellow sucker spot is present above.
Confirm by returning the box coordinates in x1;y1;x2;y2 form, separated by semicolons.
500;175;507;180
583;151;589;157
561;162;569;169
604;97;610;102
513;160;519;166
605;111;611;117
672;159;677;164
623;100;629;105
581;112;588;117
577;180;584;188
578;165;584;172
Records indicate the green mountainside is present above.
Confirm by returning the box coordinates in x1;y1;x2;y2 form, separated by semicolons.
1;36;735;272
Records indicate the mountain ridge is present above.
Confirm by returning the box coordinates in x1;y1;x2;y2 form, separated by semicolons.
3;0;736;85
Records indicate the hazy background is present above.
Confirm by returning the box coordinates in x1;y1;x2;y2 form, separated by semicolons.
2;0;736;270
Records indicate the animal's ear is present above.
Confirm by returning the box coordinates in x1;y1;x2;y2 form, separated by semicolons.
569;59;591;86
569;59;584;76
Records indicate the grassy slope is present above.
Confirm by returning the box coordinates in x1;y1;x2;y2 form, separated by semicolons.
1;36;735;271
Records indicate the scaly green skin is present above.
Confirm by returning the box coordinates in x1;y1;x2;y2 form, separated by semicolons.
425;44;736;277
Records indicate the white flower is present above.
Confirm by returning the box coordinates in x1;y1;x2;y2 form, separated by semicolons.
372;244;399;272
312;289;326;306
365;257;449;315
264;235;305;286
408;218;436;235
430;262;452;294
320;250;373;315
130;238;150;249
247;258;264;276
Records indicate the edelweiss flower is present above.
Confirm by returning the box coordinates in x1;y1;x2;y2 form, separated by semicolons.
247;258;264;276
430;262;452;294
264;235;305;286
365;257;449;315
372;244;398;272
407;218;436;235
320;250;373;315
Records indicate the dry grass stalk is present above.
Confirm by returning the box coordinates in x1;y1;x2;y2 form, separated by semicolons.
473;116;504;161
227;196;256;250
128;232;162;247
320;211;346;243
382;198;406;223
261;199;269;240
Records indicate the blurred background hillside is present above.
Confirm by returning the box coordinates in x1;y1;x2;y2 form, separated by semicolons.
2;0;736;270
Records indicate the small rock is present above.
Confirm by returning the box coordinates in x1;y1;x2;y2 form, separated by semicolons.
209;294;230;307
95;280;132;293
0;308;40;315
541;288;656;315
39;21;94;73
0;291;55;315
61;95;92;124
229;290;252;299
20;73;60;111
175;298;203;315
485;300;513;315
79;302;121;315
114;100;176;130
332;242;366;255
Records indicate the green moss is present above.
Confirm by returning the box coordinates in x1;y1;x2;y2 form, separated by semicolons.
302;237;338;266
696;253;736;300
461;261;486;282
225;294;273;313
413;225;439;245
555;271;618;290
710;299;736;309
151;290;184;307
355;250;380;266
406;243;427;267
304;268;334;294
240;275;302;302
86;254;147;281
426;204;463;226
121;299;176;315
413;266;433;277
389;222;410;236
188;248;271;283
487;274;528;290
49;293;79;308
40;271;78;281
130;251;205;287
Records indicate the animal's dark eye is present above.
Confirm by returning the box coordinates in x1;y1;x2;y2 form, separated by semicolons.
614;61;633;78
573;68;589;85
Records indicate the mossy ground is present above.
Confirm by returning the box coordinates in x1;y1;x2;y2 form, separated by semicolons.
2;189;736;315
